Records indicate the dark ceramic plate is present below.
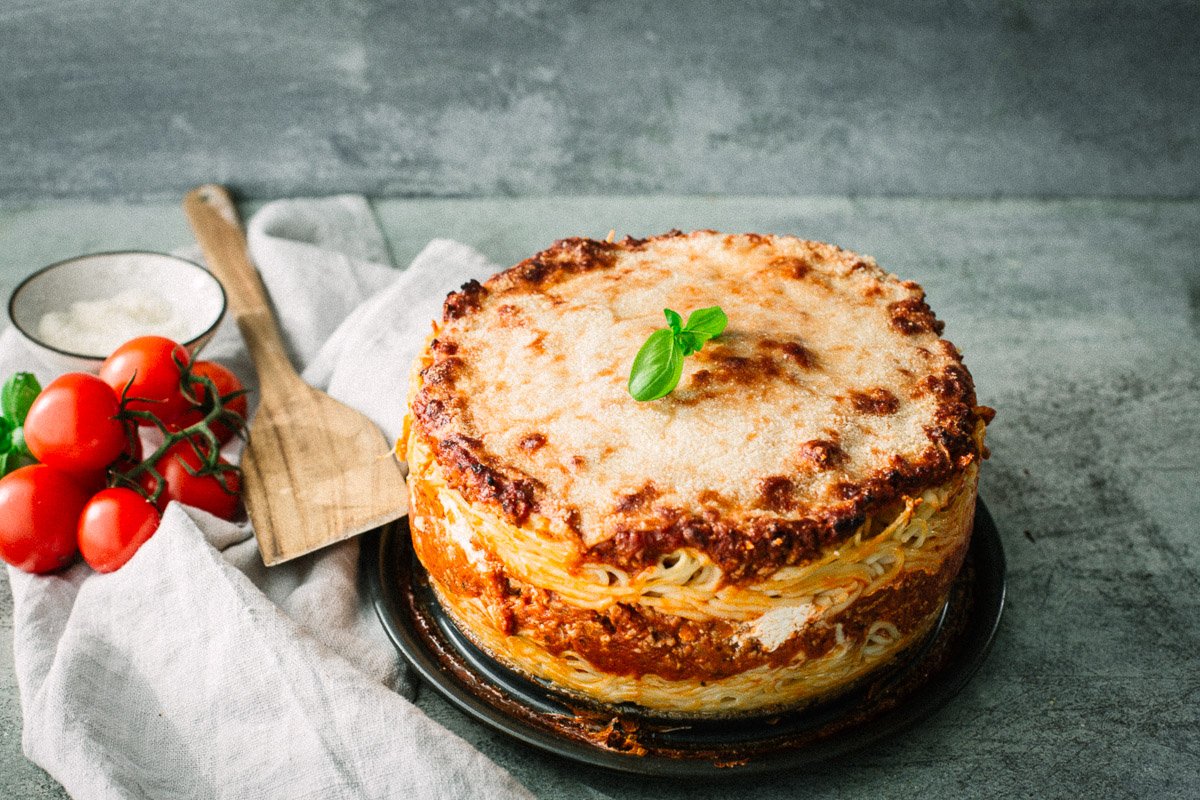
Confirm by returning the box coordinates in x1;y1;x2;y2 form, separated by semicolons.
364;500;1006;776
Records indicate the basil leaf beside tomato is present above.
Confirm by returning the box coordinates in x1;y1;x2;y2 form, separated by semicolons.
0;373;41;478
2;373;40;425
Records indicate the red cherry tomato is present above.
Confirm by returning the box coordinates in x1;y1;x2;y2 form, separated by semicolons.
24;373;126;472
77;487;161;573
140;440;241;520
99;336;192;426
167;361;248;444
0;465;90;574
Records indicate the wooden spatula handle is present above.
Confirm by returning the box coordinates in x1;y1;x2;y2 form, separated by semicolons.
183;184;302;394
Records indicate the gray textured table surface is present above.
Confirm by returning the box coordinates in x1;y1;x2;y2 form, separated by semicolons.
1;196;1198;799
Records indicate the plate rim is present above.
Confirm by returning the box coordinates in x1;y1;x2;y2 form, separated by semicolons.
365;499;1006;776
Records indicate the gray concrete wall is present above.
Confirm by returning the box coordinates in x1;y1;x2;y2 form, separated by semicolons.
2;0;1196;201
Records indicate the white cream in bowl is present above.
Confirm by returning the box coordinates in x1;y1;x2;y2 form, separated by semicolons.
8;251;227;373
37;287;195;355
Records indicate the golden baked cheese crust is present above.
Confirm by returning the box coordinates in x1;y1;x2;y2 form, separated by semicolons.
409;230;986;582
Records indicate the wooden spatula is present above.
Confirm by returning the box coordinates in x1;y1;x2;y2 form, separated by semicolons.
183;184;408;566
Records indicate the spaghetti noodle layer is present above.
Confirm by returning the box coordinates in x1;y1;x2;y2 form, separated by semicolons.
405;426;979;714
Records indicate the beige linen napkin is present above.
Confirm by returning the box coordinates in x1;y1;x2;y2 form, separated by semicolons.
4;196;533;800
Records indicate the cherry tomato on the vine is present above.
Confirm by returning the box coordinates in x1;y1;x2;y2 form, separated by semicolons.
0;465;91;574
77;487;161;573
167;360;248;444
99;336;192;426
139;440;241;520
24;373;126;472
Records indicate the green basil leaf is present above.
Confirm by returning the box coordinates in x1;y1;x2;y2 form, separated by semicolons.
0;416;11;452
1;373;41;425
7;453;31;477
0;432;32;477
627;304;728;401
682;306;728;339
11;426;31;459
628;328;683;401
676;330;703;356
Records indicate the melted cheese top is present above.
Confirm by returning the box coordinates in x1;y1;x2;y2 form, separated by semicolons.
422;232;970;548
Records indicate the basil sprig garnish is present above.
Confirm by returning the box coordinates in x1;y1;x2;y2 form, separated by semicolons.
627;306;727;402
0;373;40;477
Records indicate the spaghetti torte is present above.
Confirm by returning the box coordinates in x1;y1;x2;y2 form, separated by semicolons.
401;230;991;716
